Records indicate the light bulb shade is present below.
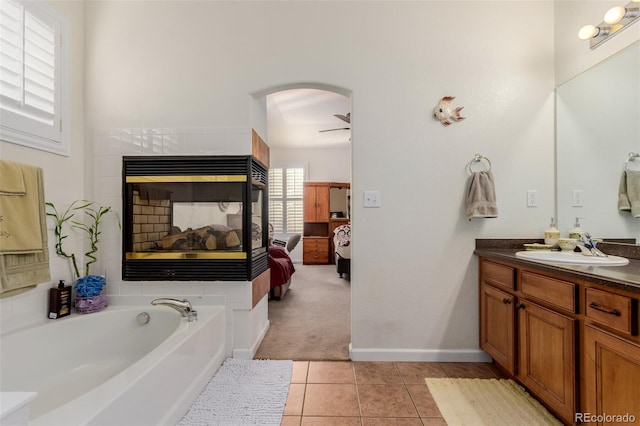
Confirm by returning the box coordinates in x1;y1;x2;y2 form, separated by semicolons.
578;24;599;39
604;6;626;24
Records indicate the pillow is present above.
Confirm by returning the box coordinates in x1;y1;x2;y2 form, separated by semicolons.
333;224;351;248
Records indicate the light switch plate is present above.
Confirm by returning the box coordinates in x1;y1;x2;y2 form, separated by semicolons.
572;189;583;207
364;191;381;208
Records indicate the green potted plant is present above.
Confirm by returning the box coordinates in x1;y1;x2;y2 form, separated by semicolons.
46;200;120;313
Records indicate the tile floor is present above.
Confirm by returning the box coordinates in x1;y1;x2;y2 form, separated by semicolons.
281;361;506;425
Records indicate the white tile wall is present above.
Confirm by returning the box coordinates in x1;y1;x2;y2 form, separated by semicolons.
1;283;50;334
1;125;264;357
92;126;254;299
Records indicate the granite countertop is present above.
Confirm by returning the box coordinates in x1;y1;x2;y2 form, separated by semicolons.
475;239;640;294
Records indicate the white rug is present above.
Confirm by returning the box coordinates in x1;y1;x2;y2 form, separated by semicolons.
178;358;293;426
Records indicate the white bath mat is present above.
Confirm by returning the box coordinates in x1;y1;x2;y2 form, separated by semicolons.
178;358;293;426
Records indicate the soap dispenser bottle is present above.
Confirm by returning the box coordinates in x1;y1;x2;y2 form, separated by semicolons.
544;217;560;248
49;280;71;319
569;218;584;240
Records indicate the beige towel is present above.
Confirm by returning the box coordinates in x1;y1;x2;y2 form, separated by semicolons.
618;170;640;217
0;166;50;296
466;170;498;220
0;160;43;253
0;160;26;195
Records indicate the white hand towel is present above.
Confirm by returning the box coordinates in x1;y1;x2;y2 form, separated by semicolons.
0;161;44;253
619;170;640;218
0;160;26;195
466;170;498;220
619;171;631;211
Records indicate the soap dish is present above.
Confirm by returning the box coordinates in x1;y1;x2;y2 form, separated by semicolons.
523;243;554;251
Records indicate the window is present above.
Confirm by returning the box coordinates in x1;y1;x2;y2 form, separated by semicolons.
269;167;304;234
0;0;69;156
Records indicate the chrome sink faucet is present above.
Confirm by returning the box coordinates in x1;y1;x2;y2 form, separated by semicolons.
151;298;198;321
576;233;607;257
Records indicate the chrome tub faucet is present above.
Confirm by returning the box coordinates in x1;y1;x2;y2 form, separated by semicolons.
151;298;198;321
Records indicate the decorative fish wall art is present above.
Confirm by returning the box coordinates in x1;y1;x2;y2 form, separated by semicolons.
433;96;465;126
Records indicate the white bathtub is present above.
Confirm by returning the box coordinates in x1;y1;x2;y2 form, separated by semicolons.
0;305;226;425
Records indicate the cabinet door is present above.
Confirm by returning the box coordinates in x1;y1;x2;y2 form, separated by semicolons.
303;185;330;222
479;284;516;375
584;325;640;424
315;186;330;222
518;300;576;423
303;186;318;222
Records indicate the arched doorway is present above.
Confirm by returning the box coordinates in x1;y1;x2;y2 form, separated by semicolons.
252;83;353;360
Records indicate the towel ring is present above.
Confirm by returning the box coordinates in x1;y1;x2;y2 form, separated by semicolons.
625;152;640;171
468;154;491;174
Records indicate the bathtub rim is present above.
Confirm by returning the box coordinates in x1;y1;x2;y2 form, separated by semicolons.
24;304;226;426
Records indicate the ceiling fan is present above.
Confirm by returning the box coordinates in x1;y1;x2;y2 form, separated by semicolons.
319;113;351;132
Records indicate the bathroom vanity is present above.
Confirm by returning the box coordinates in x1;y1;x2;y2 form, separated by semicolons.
476;240;640;425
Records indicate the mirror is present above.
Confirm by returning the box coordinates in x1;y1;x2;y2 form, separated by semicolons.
556;40;640;243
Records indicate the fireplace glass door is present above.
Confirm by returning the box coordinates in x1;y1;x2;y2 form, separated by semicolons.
123;156;268;281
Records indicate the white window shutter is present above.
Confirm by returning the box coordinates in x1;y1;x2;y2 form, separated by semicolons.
0;0;68;156
269;167;304;234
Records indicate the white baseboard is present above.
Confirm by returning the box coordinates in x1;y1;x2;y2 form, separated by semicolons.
349;345;492;362
233;319;270;359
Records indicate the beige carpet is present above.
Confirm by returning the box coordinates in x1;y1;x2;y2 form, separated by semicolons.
254;264;351;361
426;378;562;426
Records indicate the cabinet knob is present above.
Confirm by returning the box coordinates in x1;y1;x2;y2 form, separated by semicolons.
502;298;511;304
516;303;526;310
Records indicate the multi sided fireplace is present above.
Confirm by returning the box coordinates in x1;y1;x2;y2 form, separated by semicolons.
122;155;268;281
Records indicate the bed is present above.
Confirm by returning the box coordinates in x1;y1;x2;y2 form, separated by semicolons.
333;223;351;278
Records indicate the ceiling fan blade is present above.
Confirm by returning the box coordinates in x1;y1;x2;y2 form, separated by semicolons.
319;127;350;133
334;113;351;124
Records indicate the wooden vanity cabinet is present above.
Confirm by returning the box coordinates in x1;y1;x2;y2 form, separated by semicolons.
517;299;576;422
583;284;640;424
584;325;640;424
479;260;516;374
479;259;578;424
479;256;640;425
480;283;516;375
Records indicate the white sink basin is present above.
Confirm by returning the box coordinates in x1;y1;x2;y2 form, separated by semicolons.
515;250;629;266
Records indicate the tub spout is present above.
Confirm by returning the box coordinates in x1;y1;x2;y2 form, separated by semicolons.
151;298;198;322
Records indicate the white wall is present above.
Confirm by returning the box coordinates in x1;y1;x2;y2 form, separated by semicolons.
271;145;351;182
8;1;633;361
0;0;85;333
81;0;555;361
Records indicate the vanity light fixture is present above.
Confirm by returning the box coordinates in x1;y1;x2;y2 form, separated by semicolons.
578;24;610;40
579;0;640;49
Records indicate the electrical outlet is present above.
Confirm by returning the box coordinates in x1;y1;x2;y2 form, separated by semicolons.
572;189;583;207
363;191;381;208
527;190;538;207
